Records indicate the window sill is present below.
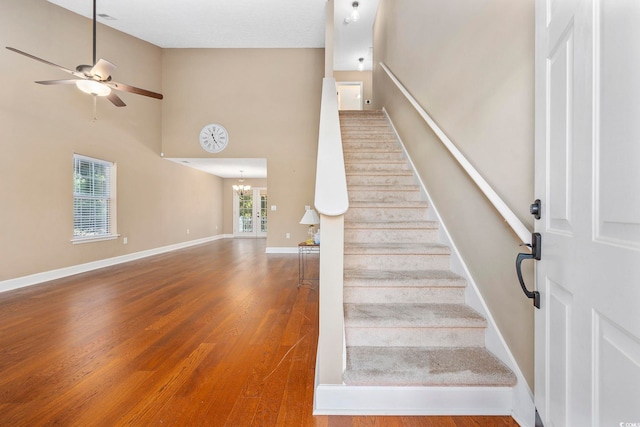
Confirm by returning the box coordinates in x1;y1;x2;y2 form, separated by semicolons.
71;234;120;245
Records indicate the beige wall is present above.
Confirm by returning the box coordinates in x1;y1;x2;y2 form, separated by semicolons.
162;48;324;248
334;70;374;110
1;1;325;283
373;0;535;386
0;0;223;281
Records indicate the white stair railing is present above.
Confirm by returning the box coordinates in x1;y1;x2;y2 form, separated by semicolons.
314;77;348;385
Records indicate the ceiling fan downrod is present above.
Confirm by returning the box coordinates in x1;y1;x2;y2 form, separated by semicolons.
92;0;97;66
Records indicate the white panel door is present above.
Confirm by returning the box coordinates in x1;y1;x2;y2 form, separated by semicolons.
535;0;640;425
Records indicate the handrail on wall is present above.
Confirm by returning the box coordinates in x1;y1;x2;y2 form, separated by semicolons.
379;62;532;246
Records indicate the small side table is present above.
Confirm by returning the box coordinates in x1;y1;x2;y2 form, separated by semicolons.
298;242;320;287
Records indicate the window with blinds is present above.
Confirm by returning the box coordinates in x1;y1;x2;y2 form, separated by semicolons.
73;154;116;242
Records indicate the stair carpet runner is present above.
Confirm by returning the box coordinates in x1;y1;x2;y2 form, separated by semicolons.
340;110;516;387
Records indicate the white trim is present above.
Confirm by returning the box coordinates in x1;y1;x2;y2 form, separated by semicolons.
313;384;514;416
0;234;231;294
265;247;298;254
379;62;532;246
384;109;535;427
71;234;120;244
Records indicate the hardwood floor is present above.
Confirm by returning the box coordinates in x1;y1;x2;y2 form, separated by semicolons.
0;239;519;426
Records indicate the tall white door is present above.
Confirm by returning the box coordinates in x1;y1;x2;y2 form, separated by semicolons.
233;188;267;238
535;0;640;425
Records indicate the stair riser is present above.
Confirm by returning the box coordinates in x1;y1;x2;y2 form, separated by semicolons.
348;191;422;202
344;152;405;161
344;254;450;271
344;287;465;304
341;125;391;132
344;228;439;244
346;175;416;186
343;142;400;151
345;327;485;347
340;127;396;140
346;163;409;172
345;207;429;222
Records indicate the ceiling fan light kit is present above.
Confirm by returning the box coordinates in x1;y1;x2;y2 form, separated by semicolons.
5;0;162;108
75;79;111;96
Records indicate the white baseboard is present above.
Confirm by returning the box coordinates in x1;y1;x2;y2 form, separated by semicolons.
265;247;298;254
313;385;513;415
314;376;513;416
0;234;231;294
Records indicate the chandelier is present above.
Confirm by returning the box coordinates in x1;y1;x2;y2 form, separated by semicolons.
233;170;251;196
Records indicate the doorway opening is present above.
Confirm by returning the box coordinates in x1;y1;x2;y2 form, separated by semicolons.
233;187;267;238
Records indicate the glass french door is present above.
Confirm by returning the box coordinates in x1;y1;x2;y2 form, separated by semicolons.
233;188;267;238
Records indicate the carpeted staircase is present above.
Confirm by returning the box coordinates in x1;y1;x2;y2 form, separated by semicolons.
340;110;517;388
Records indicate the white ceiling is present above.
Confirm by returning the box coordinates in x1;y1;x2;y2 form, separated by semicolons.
46;0;378;178
166;158;267;179
47;0;378;70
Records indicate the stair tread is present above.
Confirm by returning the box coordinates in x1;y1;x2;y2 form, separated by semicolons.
345;160;407;165
346;171;414;178
347;185;420;191
345;242;450;255
343;147;403;151
349;201;428;208
344;303;486;328
341;123;390;127
344;220;438;229
344;269;465;284
344;347;517;387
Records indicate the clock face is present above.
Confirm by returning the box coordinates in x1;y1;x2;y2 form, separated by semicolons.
199;124;229;153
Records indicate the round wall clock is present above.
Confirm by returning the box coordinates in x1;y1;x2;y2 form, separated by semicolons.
199;123;229;153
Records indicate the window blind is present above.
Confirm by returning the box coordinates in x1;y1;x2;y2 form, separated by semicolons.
73;154;115;240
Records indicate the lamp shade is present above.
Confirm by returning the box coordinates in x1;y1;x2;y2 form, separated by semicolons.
299;209;320;225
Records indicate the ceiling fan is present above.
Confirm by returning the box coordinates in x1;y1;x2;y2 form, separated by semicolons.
5;0;162;107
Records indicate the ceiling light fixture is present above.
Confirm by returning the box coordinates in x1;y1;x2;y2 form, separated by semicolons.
350;1;361;22
232;170;251;196
75;79;111;96
358;57;365;71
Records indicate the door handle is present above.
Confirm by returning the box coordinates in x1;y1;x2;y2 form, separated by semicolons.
516;232;541;309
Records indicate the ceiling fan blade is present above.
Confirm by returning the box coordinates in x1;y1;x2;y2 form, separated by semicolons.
35;79;80;85
107;92;126;107
90;59;116;80
6;47;85;79
107;80;164;100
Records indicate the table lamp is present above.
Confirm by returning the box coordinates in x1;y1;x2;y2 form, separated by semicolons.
299;209;320;244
